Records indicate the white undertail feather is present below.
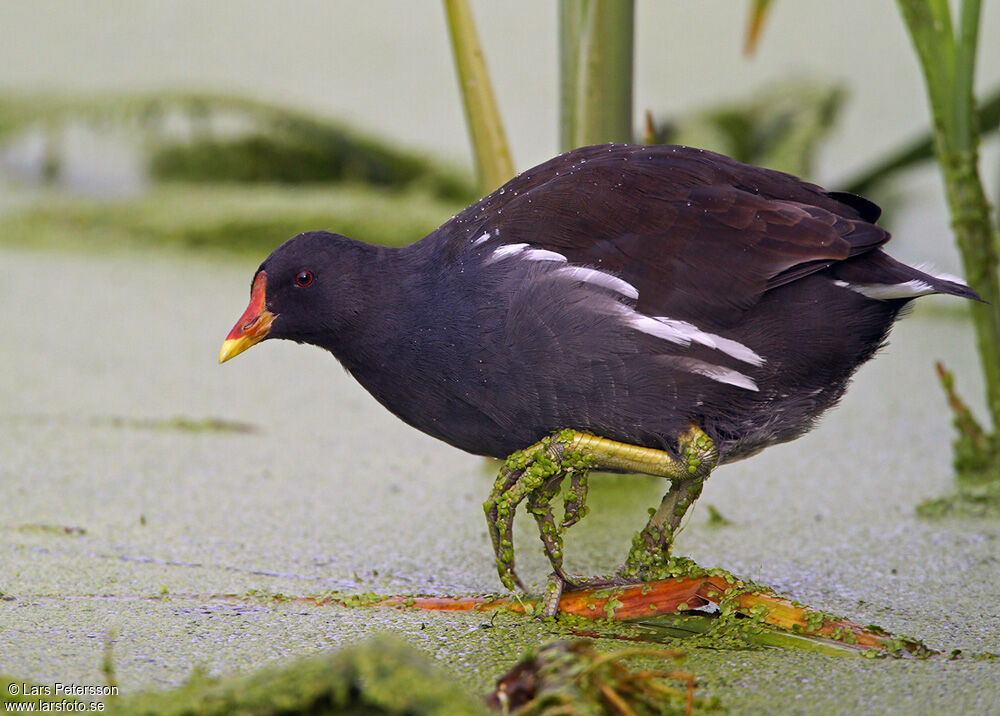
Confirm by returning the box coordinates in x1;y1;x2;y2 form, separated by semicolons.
834;261;971;301
834;279;936;300
913;262;969;287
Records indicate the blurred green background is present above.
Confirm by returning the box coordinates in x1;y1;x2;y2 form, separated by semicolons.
0;0;997;264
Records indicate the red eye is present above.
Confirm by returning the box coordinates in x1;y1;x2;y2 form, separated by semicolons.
295;271;314;287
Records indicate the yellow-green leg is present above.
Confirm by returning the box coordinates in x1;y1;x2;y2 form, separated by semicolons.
483;426;718;594
618;474;706;580
525;473;570;581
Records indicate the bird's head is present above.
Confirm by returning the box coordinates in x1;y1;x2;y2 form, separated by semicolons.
218;231;366;363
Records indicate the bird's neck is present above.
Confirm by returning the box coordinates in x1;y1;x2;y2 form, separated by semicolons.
317;238;478;433
315;239;441;374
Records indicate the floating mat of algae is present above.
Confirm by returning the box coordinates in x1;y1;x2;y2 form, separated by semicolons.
1;248;998;714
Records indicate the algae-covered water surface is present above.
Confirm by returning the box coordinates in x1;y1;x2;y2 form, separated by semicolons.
1;247;999;714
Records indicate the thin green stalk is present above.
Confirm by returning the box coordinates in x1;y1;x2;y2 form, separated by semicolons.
900;1;956;137
743;0;773;56
897;0;1000;437
559;0;634;150
927;0;956;49
558;1;585;151
577;0;634;146
442;0;515;193
953;0;980;151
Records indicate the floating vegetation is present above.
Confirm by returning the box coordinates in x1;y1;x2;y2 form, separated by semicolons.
102;415;259;434
0;91;475;201
2;636;486;715
489;640;716;716
3;413;259;434
4;523;86;536
0;183;463;254
0;91;471;254
267;563;933;658
1;636;719;715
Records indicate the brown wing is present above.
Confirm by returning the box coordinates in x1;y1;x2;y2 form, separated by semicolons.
442;144;889;328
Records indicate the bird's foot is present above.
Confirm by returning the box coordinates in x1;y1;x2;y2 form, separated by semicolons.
485;426;717;596
483;431;597;592
526;454;593;583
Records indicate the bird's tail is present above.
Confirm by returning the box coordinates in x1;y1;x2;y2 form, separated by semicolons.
830;250;982;302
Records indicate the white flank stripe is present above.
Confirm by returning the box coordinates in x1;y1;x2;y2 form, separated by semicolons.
485;243;567;265
708;334;765;366
485;243;529;263
472;232;491;246
629;314;764;366
840;279;936;300
523;248;568;263
557;266;640;300
669;356;759;391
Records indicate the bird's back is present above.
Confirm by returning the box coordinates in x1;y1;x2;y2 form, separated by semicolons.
371;145;977;460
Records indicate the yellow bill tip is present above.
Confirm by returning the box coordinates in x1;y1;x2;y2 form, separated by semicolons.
219;272;273;365
219;337;251;364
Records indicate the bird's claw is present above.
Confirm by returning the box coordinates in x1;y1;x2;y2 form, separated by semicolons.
541;572;565;617
484;433;590;593
483;464;527;592
527;474;569;580
560;468;589;529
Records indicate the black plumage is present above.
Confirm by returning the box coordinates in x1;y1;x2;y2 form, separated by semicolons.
223;144;976;467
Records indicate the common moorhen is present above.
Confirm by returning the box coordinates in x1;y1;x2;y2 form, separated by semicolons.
220;143;978;596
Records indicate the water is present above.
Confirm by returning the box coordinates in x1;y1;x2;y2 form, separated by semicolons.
1;247;998;713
